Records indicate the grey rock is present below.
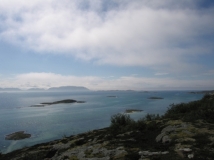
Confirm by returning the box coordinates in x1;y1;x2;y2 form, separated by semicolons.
182;130;193;136
139;150;169;157
179;148;192;152
188;154;194;159
162;135;171;144
156;132;166;142
161;125;177;133
161;151;169;155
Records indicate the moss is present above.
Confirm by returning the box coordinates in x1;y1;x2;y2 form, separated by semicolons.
84;149;93;158
166;120;183;126
93;152;105;158
69;155;79;160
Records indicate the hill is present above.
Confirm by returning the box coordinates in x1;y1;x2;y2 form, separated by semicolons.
47;86;90;92
0;88;21;91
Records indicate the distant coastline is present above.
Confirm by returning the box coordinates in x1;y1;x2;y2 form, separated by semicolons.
189;90;214;94
0;86;90;92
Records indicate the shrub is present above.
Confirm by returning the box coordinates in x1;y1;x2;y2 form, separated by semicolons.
135;118;147;131
109;113;135;134
163;94;214;123
145;114;161;121
110;113;133;126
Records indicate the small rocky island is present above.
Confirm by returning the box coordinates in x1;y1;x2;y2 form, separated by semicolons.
125;109;143;113
30;99;85;107
5;131;31;140
148;97;164;99
107;96;117;98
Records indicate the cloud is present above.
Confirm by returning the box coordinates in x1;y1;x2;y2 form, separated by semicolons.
0;0;214;74
154;73;169;76
204;70;214;76
0;72;213;90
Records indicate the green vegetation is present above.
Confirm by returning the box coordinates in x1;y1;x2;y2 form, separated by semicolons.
163;94;214;122
109;113;135;134
109;113;161;134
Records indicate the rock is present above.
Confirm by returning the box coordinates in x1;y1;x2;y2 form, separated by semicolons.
156;123;193;143
182;130;193;136
161;151;169;155
116;147;124;150
114;149;127;159
5;131;31;140
139;150;169;156
179;148;192;152
175;137;196;143
188;154;194;159
156;132;165;142
41;99;77;105
125;109;143;113
162;135;171;144
139;151;149;156
161;125;177;133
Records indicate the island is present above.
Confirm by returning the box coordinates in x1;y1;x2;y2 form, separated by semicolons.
107;96;117;98
30;99;85;107
5;131;31;140
125;109;143;113
189;90;214;94
148;97;164;99
41;99;78;105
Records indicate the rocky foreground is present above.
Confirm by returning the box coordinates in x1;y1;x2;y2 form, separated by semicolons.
1;94;214;160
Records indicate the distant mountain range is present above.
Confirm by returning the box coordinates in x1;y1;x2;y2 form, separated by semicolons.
47;86;90;91
0;86;90;92
0;88;22;91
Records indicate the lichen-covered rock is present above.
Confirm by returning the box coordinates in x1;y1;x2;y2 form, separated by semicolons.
162;135;171;144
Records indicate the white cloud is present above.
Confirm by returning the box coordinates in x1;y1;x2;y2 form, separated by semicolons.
204;70;214;76
0;72;213;90
155;73;169;76
0;0;214;74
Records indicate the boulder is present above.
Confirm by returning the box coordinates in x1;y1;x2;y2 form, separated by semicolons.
162;135;172;144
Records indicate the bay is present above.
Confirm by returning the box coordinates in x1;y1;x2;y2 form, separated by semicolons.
0;90;203;153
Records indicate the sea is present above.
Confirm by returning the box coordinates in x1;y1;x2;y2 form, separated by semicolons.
0;90;204;153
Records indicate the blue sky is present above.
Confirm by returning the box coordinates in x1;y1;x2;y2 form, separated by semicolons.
0;0;214;90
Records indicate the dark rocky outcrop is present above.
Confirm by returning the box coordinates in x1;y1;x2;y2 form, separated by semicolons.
5;131;31;140
41;99;78;105
30;99;85;107
125;109;143;113
148;97;164;99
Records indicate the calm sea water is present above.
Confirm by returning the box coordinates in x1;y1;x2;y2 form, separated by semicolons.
0;91;203;153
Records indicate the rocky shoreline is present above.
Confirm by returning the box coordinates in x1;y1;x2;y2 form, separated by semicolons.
3;119;214;160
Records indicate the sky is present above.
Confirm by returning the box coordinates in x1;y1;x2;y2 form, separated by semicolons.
0;0;214;90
